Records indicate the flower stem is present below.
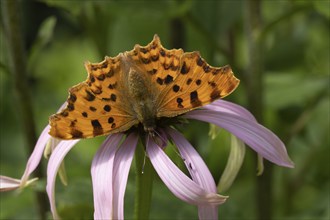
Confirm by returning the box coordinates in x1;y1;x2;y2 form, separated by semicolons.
245;1;274;220
1;1;48;219
134;142;154;220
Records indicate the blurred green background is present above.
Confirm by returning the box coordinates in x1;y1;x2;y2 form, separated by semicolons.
0;0;329;219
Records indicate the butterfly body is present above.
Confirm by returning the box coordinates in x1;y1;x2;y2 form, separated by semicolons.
127;67;157;133
49;35;239;140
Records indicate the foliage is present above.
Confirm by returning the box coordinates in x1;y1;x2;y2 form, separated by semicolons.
0;0;329;219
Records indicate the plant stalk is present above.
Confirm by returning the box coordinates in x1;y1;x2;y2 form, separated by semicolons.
1;1;48;219
245;1;273;220
134;142;154;220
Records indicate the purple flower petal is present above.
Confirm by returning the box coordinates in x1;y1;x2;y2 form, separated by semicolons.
0;176;21;192
147;136;228;206
166;128;222;219
185;109;294;168
0;176;39;192
91;133;124;219
204;100;256;122
112;133;138;219
46;139;79;219
21;125;52;184
206;100;267;175
166;128;216;192
20;104;67;185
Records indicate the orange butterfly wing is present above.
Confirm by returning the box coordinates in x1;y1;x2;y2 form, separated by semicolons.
156;52;239;117
124;35;239;118
49;57;138;140
49;35;239;140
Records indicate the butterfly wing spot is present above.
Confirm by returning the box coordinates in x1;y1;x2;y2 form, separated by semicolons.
163;62;170;70
91;119;103;136
212;69;220;75
96;74;105;81
110;94;117;102
190;91;202;107
103;105;111;112
106;69;114;78
156;74;174;86
172;84;180;92
108;82;117;89
140;47;148;54
71;129;83;138
186;78;193;85
147;69;157;75
151;54;159;62
203;64;211;73
82;112;88;117
196;55;213;74
156;77;164;85
70;119;77;127
141;57;151;64
180;61;190;74
160;48;166;57
195;79;201;85
89;106;97;112
61;111;69;117
92;87;103;94
164;75;174;84
176;97;184;108
208;81;217;88
108;117;114;123
89;75;96;83
220;80;239;97
196;57;205;66
69;94;77;102
67;103;74;111
100;61;108;69
84;90;96;101
210;89;221;101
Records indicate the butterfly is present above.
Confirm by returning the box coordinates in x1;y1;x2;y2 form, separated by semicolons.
49;35;239;139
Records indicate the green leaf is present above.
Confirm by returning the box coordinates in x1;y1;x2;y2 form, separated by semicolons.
314;0;330;18
265;73;328;109
27;16;57;72
37;16;57;46
39;0;84;16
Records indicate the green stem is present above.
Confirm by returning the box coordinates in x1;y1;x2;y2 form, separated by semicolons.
245;1;274;220
134;141;155;220
1;1;48;219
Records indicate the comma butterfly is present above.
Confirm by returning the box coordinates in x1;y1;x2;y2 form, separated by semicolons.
49;35;239;139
